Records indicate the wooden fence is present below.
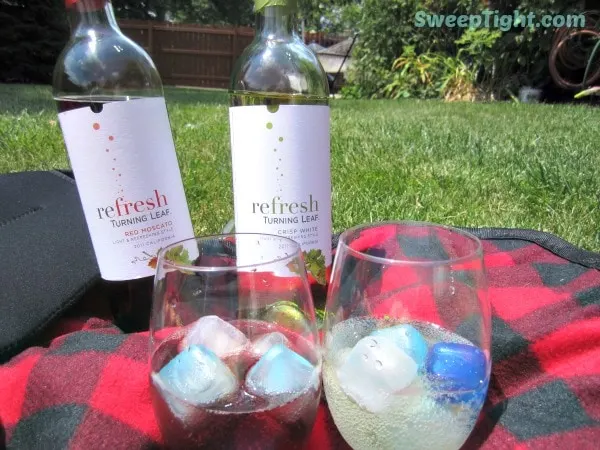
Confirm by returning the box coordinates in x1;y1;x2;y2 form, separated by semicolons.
119;20;346;89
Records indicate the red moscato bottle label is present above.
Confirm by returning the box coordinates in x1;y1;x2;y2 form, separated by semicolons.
58;97;194;281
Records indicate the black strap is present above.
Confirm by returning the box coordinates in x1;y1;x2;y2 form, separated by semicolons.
458;227;600;270
332;227;600;270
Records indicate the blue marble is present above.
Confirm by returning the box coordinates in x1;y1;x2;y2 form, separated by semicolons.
371;324;429;369
425;342;488;404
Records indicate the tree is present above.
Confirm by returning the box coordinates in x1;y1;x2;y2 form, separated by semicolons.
0;0;69;83
165;0;223;24
346;0;483;98
111;0;355;29
298;0;361;32
111;0;171;21
205;0;253;25
112;0;253;25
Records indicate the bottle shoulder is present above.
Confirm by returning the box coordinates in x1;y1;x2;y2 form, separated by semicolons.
53;31;162;98
231;38;329;97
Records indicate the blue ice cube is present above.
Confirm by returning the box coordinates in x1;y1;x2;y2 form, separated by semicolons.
156;345;237;407
245;344;317;399
371;324;428;369
425;342;487;404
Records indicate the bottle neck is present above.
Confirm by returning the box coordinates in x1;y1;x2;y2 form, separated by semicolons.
257;6;296;40
67;0;120;37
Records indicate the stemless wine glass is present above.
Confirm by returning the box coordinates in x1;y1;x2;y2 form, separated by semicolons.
323;222;491;450
149;233;321;450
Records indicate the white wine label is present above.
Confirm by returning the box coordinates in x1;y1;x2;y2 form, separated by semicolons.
229;104;331;283
58;97;194;281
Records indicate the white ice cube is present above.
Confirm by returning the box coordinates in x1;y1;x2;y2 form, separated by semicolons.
336;335;418;413
250;332;290;357
371;324;429;368
246;344;318;401
183;315;248;357
154;345;238;407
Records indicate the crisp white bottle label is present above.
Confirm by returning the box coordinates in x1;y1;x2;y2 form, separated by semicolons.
58;97;194;281
229;104;331;282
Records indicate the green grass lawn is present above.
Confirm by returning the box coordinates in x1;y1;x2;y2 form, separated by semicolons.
1;83;599;251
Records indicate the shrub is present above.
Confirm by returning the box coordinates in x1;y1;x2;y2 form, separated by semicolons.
489;0;585;91
346;0;482;98
381;29;501;101
0;0;69;84
381;46;446;99
345;0;583;100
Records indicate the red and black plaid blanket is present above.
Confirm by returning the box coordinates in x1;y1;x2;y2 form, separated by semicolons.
1;228;600;449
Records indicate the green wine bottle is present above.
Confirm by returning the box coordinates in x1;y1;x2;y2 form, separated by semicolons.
229;0;331;307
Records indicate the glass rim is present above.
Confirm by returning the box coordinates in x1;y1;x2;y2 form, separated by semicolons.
338;220;483;267
157;232;303;273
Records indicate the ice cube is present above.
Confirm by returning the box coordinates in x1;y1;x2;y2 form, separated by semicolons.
336;335;418;413
251;332;290;357
246;344;317;400
155;345;237;407
183;315;248;357
371;324;428;369
425;342;487;404
151;372;204;426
